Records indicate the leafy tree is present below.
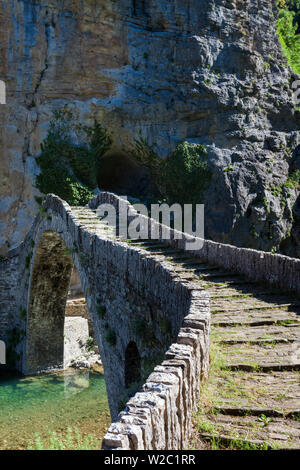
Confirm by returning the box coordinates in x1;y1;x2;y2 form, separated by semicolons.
277;0;300;73
35;106;112;205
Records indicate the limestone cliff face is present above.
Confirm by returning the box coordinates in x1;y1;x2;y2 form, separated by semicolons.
0;0;299;255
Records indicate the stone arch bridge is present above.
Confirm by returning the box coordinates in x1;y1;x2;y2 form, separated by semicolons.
0;193;210;423
0;192;299;449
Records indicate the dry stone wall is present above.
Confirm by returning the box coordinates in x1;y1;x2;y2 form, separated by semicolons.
102;293;210;450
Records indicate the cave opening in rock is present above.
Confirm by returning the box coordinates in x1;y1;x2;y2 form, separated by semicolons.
125;341;141;388
132;0;147;17
98;151;151;200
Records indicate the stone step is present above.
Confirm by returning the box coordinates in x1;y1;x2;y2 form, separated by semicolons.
197;272;241;279
211;302;300;313
213;324;300;344
69;206;87;211
206;279;258;287
172;271;244;282
129;243;169;249
212;371;300;417
73;214;99;219
126;240;168;246
137;247;183;255
170;267;223;278
197;414;300;449
220;342;300;371
197;276;254;285
212;310;300;327
168;258;210;266
210;291;299;301
76;219;101;224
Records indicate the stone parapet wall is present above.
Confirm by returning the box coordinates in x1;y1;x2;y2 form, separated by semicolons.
102;292;210;450
89;193;300;295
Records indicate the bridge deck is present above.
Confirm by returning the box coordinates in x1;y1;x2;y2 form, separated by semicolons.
71;206;300;450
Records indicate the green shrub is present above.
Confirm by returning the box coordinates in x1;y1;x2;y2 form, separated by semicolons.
86;337;96;352
35;106;112;205
164;141;211;206
285;169;300;187
277;0;300;73
131;138;211;205
130;137;165;197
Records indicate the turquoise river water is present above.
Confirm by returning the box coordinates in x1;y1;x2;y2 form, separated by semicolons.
0;367;110;449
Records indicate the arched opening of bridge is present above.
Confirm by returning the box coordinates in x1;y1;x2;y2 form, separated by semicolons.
65;266;99;364
25;230;99;374
98;151;150;199
25;231;73;373
125;341;141;388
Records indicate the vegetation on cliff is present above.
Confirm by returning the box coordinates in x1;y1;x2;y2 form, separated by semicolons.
277;0;300;73
35;106;112;205
36;105;212;209
131;139;212;206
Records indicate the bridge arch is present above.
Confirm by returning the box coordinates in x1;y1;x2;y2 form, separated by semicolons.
25;230;74;374
14;194;200;421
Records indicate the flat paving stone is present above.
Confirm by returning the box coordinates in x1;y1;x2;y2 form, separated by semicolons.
213;324;300;343
187;260;300;448
211;310;300;326
197;415;300;449
220;342;300;371
211;300;300;313
213;371;300;416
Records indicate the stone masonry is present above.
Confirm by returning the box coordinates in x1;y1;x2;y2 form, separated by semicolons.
0;193;210;431
0;192;299;448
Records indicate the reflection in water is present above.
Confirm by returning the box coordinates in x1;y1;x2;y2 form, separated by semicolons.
0;368;110;450
63;369;90;398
